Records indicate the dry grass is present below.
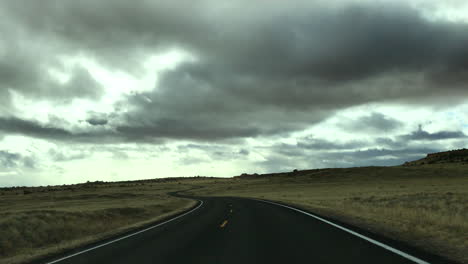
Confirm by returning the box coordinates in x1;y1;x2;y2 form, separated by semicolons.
1;165;466;263
189;165;468;263
0;180;199;264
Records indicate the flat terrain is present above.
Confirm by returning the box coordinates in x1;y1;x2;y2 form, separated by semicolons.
38;196;445;264
0;180;197;264
188;165;468;263
1;163;467;263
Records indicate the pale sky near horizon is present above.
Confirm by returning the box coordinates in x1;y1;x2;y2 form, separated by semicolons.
0;0;467;187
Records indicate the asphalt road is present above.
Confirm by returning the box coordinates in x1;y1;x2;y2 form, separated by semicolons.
39;195;448;264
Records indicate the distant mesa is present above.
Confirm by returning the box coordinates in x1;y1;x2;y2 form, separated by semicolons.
403;148;468;166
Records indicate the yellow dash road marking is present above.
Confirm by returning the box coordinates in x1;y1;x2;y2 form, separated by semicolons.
220;220;228;228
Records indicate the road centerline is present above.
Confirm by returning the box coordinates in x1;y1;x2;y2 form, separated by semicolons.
220;220;228;228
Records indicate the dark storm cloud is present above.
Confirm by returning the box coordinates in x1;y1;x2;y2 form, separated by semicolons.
402;126;467;141
117;61;328;141
86;118;108;126
0;116;170;144
0;48;104;102
0;4;104;107
1;1;468;142
340;113;403;133
239;149;249;156
0;150;21;168
0;116;119;143
0;117;72;139
115;2;468;141
0;150;35;169
85;112;114;126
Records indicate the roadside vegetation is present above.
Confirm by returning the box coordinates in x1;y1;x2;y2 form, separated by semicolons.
188;164;468;264
1;150;466;264
0;179;199;264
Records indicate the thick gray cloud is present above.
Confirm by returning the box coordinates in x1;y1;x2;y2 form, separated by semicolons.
0;39;104;102
0;2;104;110
0;117;73;140
1;0;468;143
0;116;171;144
0;116;117;143
86;118;108;126
85;111;114;126
12;0;462;86
0;150;35;169
239;149;249;156
0;150;21;168
115;2;468;141
402;126;467;141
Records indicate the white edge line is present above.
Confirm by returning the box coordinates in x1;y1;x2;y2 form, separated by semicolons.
253;198;430;264
45;200;203;264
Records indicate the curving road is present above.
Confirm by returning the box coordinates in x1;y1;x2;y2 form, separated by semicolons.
38;195;452;264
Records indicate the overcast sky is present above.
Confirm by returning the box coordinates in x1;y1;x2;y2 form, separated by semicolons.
1;0;467;186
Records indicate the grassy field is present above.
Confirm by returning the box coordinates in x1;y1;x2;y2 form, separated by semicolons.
188;165;468;264
1;163;466;263
0;179;199;264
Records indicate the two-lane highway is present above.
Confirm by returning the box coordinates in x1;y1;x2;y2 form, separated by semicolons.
39;195;449;264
